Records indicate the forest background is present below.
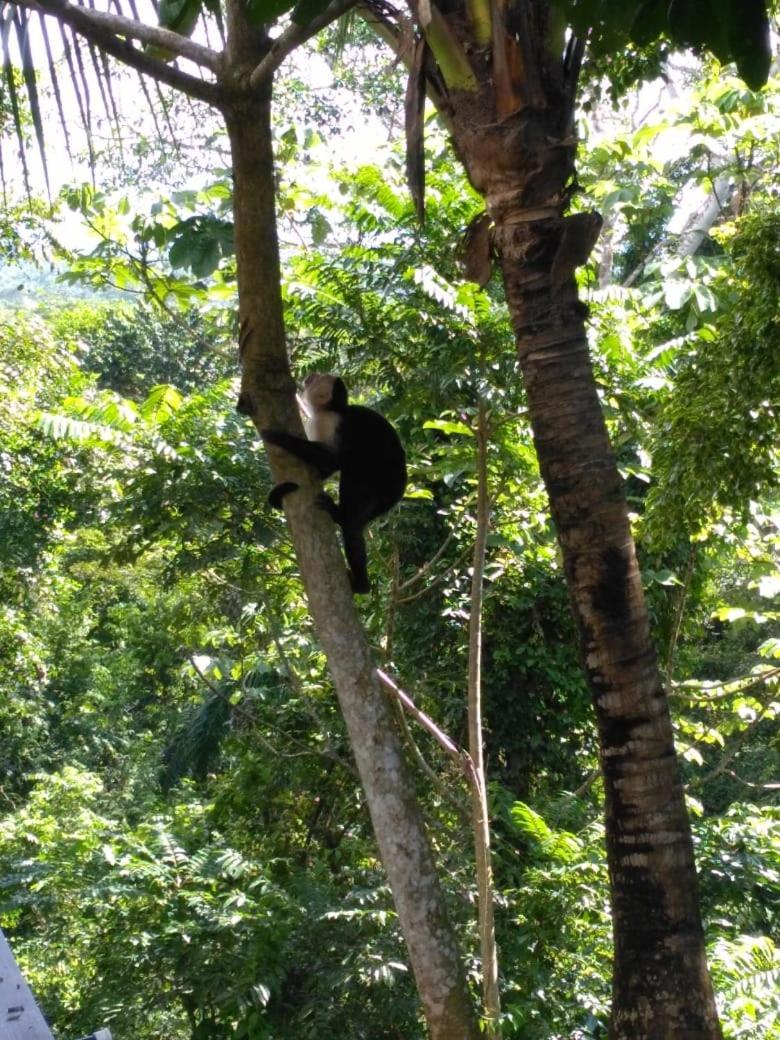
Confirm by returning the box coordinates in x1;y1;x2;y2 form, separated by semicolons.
0;11;778;1039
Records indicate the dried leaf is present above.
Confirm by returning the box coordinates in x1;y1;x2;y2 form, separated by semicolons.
405;34;427;224
460;211;493;288
490;0;522;118
550;211;603;290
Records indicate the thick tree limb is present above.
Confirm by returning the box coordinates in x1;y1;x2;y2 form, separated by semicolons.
15;0;224;105
249;0;359;87
35;0;220;70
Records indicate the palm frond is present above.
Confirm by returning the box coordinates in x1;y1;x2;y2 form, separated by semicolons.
37;12;74;164
1;8;32;199
12;7;50;198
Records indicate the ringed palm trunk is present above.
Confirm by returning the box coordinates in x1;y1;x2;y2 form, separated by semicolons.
443;56;722;1039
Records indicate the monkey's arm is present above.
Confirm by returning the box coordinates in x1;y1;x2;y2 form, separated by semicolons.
262;429;340;478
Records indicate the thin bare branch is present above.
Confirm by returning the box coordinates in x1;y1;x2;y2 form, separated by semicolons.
670;666;780;703
375;668;478;786
397;543;471;604
189;655;355;773
688;702;775;790
725;771;780;791
398;528;455;592
572;768;600;798
391;695;471;823
249;0;359;88
664;545;696;692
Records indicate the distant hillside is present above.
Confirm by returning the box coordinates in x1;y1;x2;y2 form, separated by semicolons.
0;261;120;307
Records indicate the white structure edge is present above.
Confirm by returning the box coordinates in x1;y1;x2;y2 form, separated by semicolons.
0;927;55;1040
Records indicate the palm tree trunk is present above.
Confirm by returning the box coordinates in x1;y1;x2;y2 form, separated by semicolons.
450;100;722;1037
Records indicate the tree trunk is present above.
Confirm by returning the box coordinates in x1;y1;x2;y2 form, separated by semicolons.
221;8;479;1035
448;86;722;1038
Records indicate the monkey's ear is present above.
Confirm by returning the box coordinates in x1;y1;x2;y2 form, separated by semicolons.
331;378;348;410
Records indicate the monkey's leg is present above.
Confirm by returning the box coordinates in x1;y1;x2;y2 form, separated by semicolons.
314;494;370;594
341;525;370;595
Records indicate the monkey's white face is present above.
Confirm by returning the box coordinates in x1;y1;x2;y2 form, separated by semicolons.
303;373;337;412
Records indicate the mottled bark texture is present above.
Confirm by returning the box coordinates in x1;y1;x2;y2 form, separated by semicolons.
222;6;479;1036
435;1;722;1033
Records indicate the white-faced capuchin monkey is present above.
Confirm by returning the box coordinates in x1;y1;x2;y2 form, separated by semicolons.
262;374;407;595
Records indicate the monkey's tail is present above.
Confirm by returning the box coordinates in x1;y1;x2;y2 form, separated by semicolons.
268;482;299;509
342;526;370;595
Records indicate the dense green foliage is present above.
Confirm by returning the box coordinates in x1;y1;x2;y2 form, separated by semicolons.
1;49;778;1040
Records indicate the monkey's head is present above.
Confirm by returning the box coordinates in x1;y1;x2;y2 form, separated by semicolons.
302;373;348;413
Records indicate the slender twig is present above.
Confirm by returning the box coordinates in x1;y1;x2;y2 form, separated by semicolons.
664;545;696;692
391;695;471;823
670;666;780;702
725;771;780;791
265;609;360;779
376;668;471;776
397;543;472;604
189;654;355;772
687;703;775;790
398;528;456;593
572;768;600;799
384;541;401;662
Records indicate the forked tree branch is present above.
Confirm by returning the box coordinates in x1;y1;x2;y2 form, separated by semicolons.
15;0;225;105
249;0;358;87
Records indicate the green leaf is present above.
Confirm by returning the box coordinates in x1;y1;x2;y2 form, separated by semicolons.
290;0;333;26
139;385;183;424
423;419;473;437
246;0;296;25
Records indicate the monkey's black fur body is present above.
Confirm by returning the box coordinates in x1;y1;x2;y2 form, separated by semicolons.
263;375;406;594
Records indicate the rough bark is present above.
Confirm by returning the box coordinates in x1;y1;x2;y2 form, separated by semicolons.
436;10;722;1033
221;7;479;1036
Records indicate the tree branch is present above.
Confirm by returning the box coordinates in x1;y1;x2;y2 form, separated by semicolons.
376;667;473;781
687;702;775;790
397;528;455;593
249;0;359;87
16;0;225;106
39;0;220;70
